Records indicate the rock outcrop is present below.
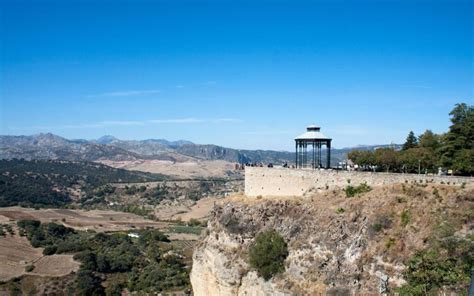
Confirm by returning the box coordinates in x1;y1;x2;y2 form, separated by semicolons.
191;183;474;295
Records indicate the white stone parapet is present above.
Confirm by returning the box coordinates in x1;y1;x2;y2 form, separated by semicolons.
244;167;473;197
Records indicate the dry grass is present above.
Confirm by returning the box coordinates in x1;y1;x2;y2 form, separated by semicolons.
0;232;42;281
31;255;80;277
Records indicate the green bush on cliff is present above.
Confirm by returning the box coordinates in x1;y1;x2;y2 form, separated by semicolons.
397;223;474;295
344;182;372;197
248;229;288;280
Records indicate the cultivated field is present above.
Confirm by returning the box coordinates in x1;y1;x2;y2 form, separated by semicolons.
0;225;79;282
171;197;219;221
31;255;80;277
0;207;168;232
99;159;239;179
0;233;42;281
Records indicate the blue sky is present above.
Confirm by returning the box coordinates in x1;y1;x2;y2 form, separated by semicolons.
1;0;472;150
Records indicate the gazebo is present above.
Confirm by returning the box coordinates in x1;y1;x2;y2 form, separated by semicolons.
295;125;332;169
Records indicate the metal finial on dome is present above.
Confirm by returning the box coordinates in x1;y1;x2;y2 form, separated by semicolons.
306;125;320;131
295;125;329;140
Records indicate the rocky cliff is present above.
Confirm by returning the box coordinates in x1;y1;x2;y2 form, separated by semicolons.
191;183;473;295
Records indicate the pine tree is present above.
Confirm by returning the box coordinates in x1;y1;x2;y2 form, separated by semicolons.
402;131;418;150
439;103;474;175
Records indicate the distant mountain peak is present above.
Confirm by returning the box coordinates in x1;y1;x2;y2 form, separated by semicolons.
97;135;119;144
33;133;69;145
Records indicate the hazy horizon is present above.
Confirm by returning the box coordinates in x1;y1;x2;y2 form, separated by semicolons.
0;131;405;151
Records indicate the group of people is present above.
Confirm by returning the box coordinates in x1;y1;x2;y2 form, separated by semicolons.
234;162;295;170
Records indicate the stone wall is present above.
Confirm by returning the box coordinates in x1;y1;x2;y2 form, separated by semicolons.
245;167;473;197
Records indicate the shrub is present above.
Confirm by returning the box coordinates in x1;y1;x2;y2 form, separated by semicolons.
187;218;202;227
398;248;471;295
401;210;411;227
398;218;474;295
385;237;396;249
344;182;372;198
371;216;392;234
336;208;345;214
432;188;441;200
396;196;407;203
248;230;288;280
372;223;383;232
25;265;34;272
43;245;58;255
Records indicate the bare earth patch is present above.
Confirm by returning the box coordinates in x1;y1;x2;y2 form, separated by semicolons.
31;255;80;277
172;197;219;221
0;234;42;281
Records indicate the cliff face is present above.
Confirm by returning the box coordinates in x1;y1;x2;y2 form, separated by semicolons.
191;183;473;295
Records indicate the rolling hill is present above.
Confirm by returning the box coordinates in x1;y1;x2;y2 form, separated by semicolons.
0;133;399;165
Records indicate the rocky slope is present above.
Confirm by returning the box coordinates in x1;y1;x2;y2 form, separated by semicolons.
191;183;474;295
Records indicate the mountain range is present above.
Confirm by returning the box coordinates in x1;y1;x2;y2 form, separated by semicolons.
0;133;399;165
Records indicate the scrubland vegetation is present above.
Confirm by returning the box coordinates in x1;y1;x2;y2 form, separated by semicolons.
0;159;165;208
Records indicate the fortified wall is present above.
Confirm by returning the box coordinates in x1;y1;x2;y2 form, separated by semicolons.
245;166;472;197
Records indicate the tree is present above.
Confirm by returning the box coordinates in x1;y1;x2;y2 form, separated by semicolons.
374;148;400;172
439;103;474;175
43;245;58;255
348;150;375;169
248;230;288;280
418;130;440;150
400;148;437;174
402;131;418;150
76;269;104;296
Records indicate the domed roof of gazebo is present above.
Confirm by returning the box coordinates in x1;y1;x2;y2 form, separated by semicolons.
295;125;331;140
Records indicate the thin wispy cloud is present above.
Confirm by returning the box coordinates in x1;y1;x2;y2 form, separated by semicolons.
240;130;296;135
87;89;161;98
86;80;216;98
148;118;203;124
213;118;242;123
26;117;241;130
100;120;145;126
30;120;145;130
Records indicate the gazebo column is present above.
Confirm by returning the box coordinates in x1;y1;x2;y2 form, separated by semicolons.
295;141;298;168
326;140;331;169
318;141;322;168
303;142;307;168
